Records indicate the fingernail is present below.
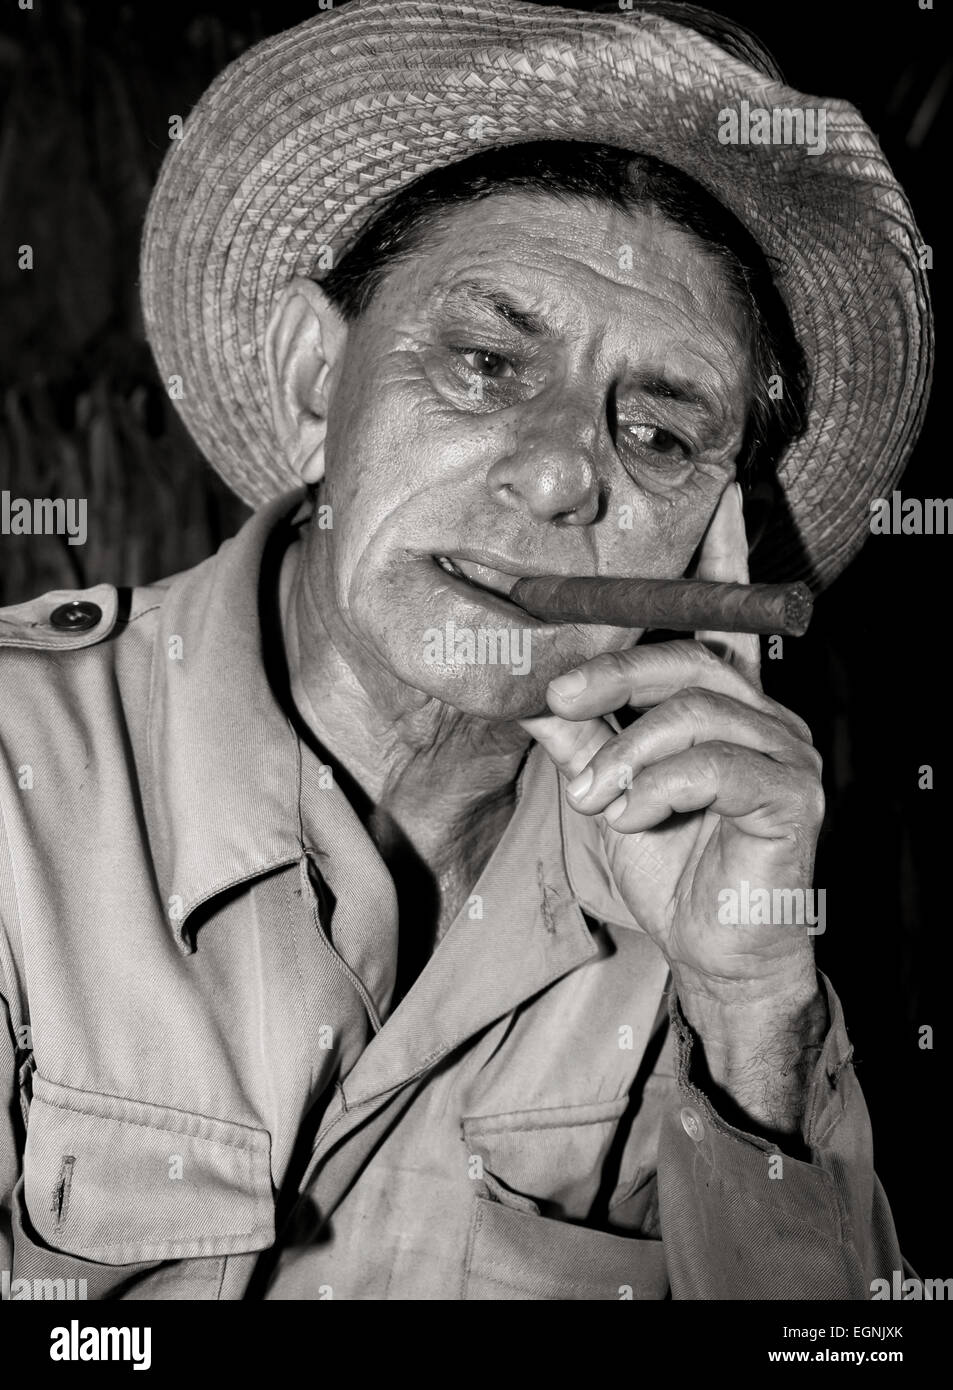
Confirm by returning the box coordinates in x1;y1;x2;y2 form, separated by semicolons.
567;768;593;800
603;795;627;825
549;669;587;699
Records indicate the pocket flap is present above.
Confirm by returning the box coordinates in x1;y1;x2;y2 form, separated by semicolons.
463;1097;629;1221
25;1075;274;1264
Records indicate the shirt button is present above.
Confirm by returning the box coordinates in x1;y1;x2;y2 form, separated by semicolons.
680;1106;704;1141
49;600;102;632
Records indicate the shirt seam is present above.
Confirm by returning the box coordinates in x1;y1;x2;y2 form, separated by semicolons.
34;1094;267;1153
32;1082;270;1149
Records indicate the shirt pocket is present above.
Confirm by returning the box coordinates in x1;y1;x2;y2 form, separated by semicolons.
463;1097;631;1221
19;1074;274;1273
463;1194;668;1300
461;1098;668;1300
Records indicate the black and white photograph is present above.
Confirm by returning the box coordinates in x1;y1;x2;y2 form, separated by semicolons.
0;0;948;1350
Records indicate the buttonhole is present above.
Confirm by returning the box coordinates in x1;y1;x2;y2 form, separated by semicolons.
51;1154;75;1226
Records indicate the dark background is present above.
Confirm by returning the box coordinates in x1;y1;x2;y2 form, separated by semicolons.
0;0;949;1276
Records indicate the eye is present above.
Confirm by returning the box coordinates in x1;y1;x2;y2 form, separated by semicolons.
456;347;517;380
625;422;687;457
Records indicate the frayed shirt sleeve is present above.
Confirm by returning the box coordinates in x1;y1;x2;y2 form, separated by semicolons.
656;971;907;1300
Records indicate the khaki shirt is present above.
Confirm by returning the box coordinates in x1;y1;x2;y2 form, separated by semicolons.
0;492;905;1299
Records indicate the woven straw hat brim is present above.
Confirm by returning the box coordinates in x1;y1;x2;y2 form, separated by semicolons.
140;0;932;590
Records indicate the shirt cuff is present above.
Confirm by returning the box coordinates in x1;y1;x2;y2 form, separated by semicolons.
667;968;852;1156
657;971;885;1297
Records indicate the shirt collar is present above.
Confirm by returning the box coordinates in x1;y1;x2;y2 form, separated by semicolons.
147;489;642;953
147;491;311;949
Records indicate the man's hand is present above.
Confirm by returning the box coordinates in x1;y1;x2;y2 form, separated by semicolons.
522;482;828;1137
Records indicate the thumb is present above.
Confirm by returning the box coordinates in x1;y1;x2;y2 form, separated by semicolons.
519;711;615;781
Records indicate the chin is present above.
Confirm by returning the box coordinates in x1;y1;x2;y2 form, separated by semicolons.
412;666;555;721
388;634;603;720
362;577;638;718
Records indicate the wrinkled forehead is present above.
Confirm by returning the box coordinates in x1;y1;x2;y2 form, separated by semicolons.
387;190;746;316
362;190;753;406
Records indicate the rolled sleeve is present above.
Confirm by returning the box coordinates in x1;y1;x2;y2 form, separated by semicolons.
657;971;905;1300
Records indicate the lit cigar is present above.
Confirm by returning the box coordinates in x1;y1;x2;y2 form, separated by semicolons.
508;575;814;637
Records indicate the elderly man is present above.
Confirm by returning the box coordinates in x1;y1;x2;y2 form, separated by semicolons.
0;0;931;1300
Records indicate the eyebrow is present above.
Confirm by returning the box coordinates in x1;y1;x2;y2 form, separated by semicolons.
629;370;716;415
438;280;560;339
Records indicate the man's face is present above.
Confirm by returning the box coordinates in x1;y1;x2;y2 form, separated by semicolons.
313;191;751;719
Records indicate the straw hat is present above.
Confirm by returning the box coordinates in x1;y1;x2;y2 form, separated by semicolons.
140;0;932;589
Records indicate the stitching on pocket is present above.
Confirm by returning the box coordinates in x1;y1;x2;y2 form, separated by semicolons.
36;1091;263;1153
467;1112;626;1138
462;1096;628;1139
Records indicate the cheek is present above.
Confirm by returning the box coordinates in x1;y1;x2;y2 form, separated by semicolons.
597;474;727;579
321;362;424;527
319;356;489;594
325;345;518;538
326;349;468;498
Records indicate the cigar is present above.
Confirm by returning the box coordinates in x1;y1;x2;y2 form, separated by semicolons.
508;575;814;637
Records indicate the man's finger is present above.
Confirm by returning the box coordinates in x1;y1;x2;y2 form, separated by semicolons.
544;640;808;739
597;742;824;840
563;688;814;815
518;713;614;781
694;480;762;689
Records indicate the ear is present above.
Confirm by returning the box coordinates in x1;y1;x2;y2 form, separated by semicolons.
264;276;348;485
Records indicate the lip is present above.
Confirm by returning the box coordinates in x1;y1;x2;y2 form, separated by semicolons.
435;549;546;587
430;552;541;617
428;550;605;627
435;552;527;596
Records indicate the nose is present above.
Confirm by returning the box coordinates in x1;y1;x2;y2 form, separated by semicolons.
486;392;603;525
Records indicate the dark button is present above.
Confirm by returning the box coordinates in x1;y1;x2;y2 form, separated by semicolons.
49;600;102;632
